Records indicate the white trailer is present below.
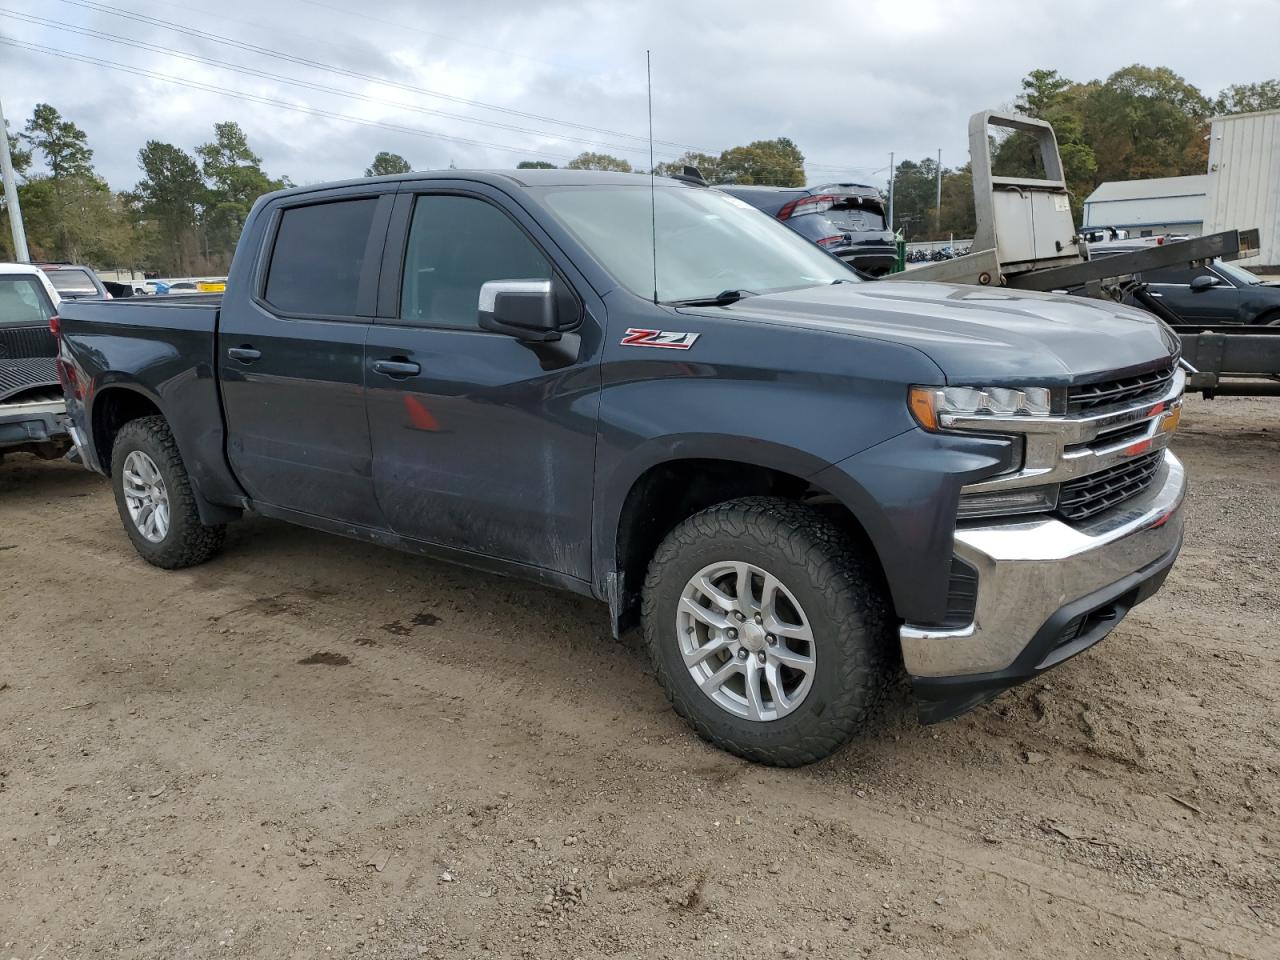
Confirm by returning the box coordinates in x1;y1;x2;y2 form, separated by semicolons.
1203;109;1280;269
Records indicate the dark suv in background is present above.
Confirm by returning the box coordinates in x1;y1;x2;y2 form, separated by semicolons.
1085;245;1280;326
718;183;897;276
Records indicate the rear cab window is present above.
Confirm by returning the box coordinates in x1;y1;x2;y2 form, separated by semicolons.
0;275;57;326
43;267;100;298
263;198;380;316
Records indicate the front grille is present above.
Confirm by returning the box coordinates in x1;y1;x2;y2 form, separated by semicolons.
1056;451;1164;521
1067;362;1175;413
0;324;57;361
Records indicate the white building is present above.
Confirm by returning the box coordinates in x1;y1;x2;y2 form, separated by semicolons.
1081;175;1208;238
1203;109;1280;268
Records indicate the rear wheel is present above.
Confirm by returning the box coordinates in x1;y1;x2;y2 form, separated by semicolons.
642;497;893;766
111;416;225;569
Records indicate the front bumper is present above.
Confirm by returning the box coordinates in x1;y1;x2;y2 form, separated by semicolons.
903;450;1187;722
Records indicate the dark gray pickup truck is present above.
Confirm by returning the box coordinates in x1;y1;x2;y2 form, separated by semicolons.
56;169;1188;765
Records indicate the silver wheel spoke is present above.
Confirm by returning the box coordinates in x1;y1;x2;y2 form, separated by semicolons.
700;657;742;693
696;575;737;613
682;635;732;668
680;596;730;630
742;658;767;721
763;662;791;715
733;562;755;612
770;644;814;670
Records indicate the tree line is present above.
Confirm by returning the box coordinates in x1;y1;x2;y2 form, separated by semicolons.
2;104;289;275
892;66;1280;241
3;65;1278;269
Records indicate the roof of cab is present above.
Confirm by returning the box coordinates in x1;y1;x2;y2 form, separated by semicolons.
266;168;680;202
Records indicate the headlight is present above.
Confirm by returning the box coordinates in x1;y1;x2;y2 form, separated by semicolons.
909;384;1052;431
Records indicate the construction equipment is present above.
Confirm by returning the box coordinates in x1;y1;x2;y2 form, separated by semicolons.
902;111;1276;398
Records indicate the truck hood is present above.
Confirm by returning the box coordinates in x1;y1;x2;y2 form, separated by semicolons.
700;280;1179;384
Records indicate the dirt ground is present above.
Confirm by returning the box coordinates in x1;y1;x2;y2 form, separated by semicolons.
1;395;1277;959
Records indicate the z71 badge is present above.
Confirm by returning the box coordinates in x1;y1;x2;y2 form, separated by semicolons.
619;328;700;350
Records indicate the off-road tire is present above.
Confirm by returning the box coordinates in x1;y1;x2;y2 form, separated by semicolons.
642;496;893;766
111;416;226;569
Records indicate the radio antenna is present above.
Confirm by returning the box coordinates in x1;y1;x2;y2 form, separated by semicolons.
647;49;658;304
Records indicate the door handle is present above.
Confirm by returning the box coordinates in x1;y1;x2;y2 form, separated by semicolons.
227;346;262;362
371;358;421;377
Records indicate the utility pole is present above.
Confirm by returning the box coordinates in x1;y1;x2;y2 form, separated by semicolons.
887;152;895;235
0;94;29;262
935;147;943;239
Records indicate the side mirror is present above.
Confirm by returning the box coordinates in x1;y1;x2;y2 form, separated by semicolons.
1189;275;1218;292
478;279;559;341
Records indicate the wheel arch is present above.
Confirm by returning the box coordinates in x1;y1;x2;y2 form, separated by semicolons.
598;436;892;636
91;381;241;526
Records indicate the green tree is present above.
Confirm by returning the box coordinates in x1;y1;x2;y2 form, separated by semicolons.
719;138;805;186
132;141;205;275
889;158;941;238
653;151;724;182
1213;80;1280;115
516;160;557;169
197;121;287;263
1081;65;1210;182
21;103;93;178
365;151;412;177
937;164;976;238
566;152;633;172
993;69;1097;221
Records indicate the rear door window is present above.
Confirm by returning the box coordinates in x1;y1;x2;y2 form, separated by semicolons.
399;194;552;328
264;198;379;316
0;275;56;326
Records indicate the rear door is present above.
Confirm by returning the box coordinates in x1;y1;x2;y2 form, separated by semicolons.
218;189;393;527
363;184;602;580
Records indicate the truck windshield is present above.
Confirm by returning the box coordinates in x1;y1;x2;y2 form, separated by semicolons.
537;184;855;303
0;275;56;327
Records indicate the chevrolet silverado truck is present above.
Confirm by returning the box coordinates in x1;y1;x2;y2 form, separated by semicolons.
55;170;1188;766
1;262;69;462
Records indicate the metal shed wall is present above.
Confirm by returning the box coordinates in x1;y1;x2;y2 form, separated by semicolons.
1203;110;1280;266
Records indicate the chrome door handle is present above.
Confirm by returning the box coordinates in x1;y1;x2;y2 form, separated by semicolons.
227;346;262;362
372;358;421;377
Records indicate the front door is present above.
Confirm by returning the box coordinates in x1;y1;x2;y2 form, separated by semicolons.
364;188;601;580
1146;264;1243;324
218;191;392;527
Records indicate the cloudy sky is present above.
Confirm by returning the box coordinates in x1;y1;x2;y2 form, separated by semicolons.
2;0;1276;192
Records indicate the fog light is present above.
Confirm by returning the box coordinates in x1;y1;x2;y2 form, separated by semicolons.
957;485;1058;520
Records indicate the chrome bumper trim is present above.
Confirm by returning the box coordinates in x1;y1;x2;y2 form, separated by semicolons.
901;451;1186;678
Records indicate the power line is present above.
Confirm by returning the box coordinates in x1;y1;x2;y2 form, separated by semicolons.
51;0;881;176
54;0;699;151
2;9;677;161
0;35;580;163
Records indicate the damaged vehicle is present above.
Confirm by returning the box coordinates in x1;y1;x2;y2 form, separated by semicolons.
56;170;1186;766
0;263;68;462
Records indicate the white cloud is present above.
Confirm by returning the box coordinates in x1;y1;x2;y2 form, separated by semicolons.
2;0;1275;191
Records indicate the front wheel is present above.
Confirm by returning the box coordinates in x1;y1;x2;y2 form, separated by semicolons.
642;497;893;766
111;415;226;569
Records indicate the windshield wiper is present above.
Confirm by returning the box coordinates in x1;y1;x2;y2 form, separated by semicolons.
666;289;756;307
